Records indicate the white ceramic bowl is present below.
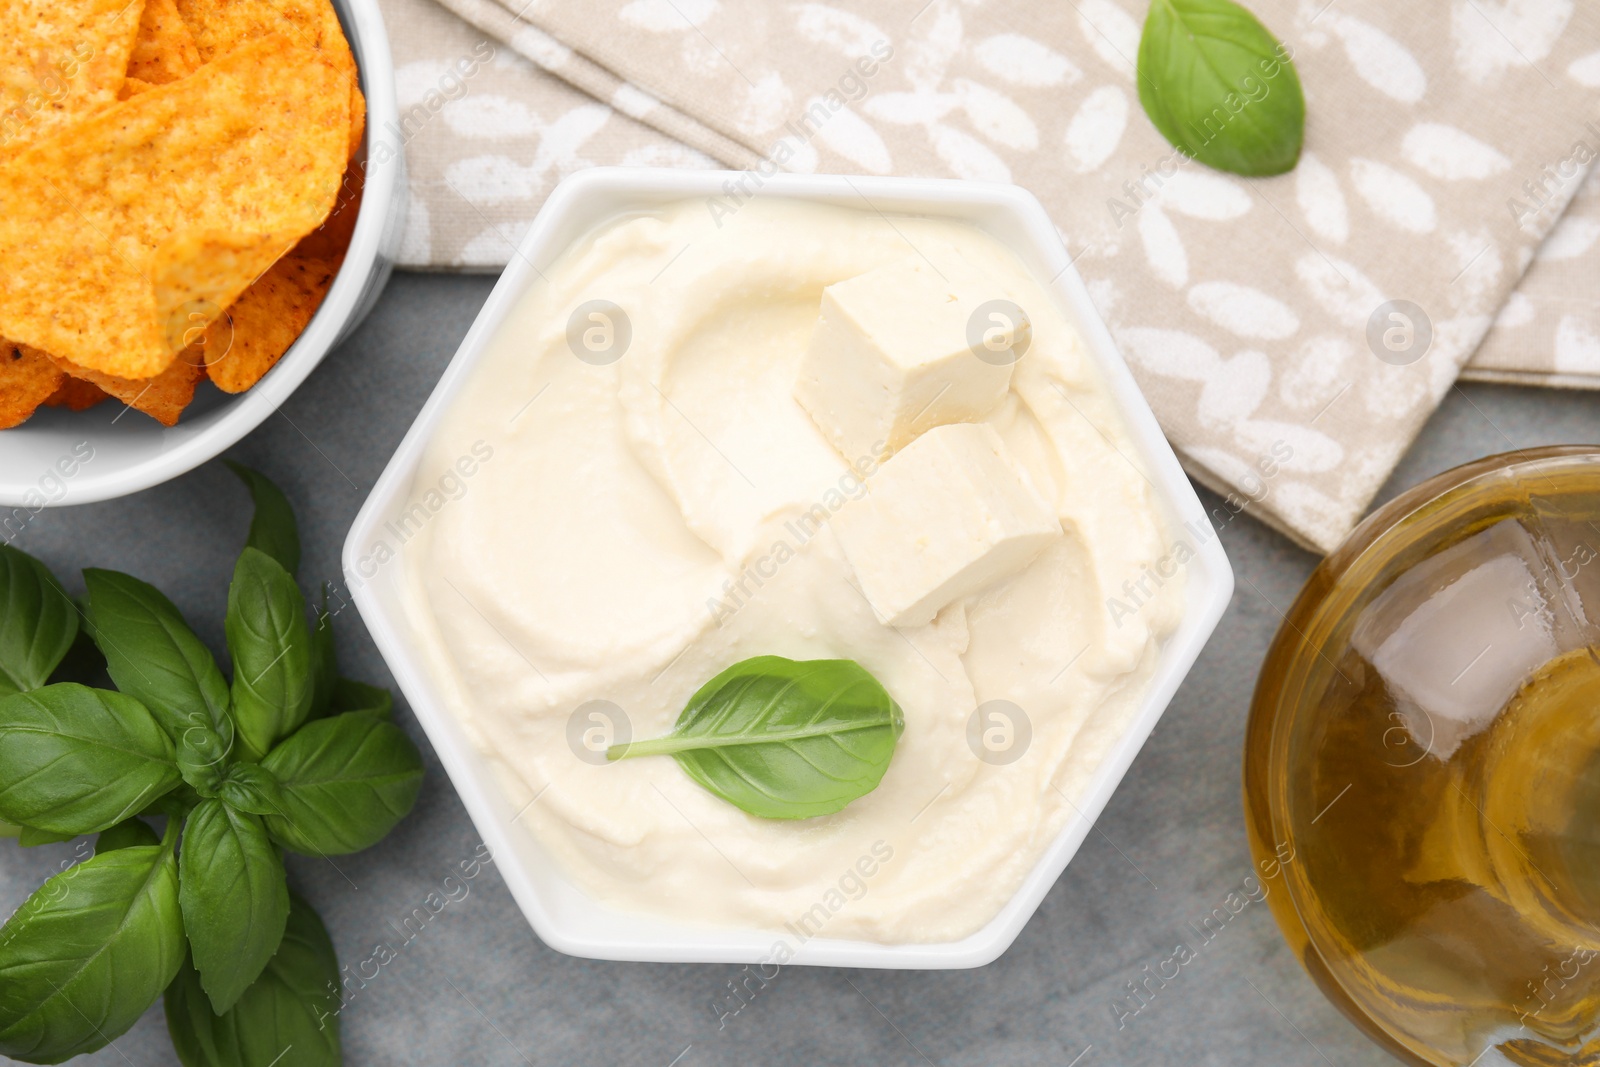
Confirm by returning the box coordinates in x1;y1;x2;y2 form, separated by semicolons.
0;0;406;509
345;169;1234;968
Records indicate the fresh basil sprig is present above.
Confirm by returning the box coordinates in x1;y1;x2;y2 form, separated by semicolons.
225;461;301;577
0;684;180;834
1136;0;1305;177
261;712;425;855
166;890;342;1067
179;800;290;1015
0;824;184;1063
0;462;423;1065
82;568;235;790
610;656;904;819
0;546;76;696
226;548;313;762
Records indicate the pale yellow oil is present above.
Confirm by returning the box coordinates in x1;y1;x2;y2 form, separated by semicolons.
1264;645;1600;1065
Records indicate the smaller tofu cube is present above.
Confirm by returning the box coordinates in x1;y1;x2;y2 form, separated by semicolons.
833;423;1060;628
794;259;1020;462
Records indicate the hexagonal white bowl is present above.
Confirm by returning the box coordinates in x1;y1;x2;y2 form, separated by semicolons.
345;169;1233;969
0;0;406;509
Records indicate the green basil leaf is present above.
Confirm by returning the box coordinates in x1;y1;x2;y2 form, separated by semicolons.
0;819;19;838
0;836;184;1063
179;799;290;1015
17;826;75;848
0;546;77;697
225;462;301;577
328;677;392;719
165;890;341;1067
610;656;904;820
96;817;160;854
0;684;181;834
214;763;286;817
226;549;312;762
260;712;424;855
82;568;236;789
1136;0;1304;177
307;586;337;720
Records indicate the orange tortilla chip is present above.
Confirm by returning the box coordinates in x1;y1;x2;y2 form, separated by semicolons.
0;35;349;380
349;78;365;158
203;255;338;394
47;353;204;427
1;0;145;148
118;75;157;99
295;158;364;260
126;0;201;85
0;343;67;429
173;0;363;156
44;375;109;411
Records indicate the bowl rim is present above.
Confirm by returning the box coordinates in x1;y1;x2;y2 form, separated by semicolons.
344;167;1235;968
0;0;401;508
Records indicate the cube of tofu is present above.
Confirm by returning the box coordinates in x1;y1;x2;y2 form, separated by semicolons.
833;423;1060;628
794;259;1019;462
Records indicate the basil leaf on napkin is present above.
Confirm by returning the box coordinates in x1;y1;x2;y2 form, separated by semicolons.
609;656;904;820
260;712;424;855
226;548;312;762
83;568;236;787
179;799;290;1015
165;890;342;1067
1137;0;1304;176
0;546;76;697
0;684;180;835
0;835;184;1063
225;461;301;577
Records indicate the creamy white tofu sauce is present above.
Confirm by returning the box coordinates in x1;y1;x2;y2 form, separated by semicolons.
398;197;1183;944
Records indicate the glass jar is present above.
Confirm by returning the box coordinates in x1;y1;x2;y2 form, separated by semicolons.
1245;447;1600;1066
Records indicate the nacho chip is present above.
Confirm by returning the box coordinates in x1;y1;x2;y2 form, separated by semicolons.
173;0;364;157
43;375;109;411
349;78;366;158
0;0;145;148
203;255;338;393
295;157;364;260
118;75;157;99
47;352;204;426
0;35;349;380
126;0;201;85
0;343;66;429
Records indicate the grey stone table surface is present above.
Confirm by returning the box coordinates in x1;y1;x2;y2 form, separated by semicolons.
3;272;1597;1067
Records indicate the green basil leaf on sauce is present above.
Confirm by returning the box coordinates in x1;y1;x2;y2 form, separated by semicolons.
609;656;904;820
225;462;301;578
1136;0;1304;177
178;799;290;1015
226;549;312;762
165;890;342;1067
82;568;237;789
0;836;184;1063
259;712;424;855
0;684;181;835
0;545;77;697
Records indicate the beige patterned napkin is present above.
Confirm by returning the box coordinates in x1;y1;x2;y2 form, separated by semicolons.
381;0;1600;552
